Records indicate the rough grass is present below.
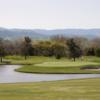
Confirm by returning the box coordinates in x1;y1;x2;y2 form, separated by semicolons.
0;78;100;100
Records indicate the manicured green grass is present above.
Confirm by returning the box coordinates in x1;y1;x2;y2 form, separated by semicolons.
16;65;100;74
35;61;98;67
0;78;100;100
1;56;100;74
16;56;100;74
0;56;100;99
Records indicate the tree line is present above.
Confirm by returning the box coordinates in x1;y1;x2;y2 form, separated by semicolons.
0;36;100;62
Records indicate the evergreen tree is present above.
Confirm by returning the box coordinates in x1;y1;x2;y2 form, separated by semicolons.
67;38;82;61
22;37;33;60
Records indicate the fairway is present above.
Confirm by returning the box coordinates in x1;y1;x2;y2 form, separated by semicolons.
0;78;100;100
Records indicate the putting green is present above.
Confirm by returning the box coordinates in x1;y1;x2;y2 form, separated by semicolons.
16;56;100;74
35;61;98;67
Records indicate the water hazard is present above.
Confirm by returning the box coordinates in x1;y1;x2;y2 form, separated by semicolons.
0;65;100;83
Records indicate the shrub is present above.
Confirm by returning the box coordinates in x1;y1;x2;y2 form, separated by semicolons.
95;48;100;57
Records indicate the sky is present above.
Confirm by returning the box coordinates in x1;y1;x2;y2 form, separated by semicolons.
0;0;100;29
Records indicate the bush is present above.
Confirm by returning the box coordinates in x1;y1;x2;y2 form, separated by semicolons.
95;48;100;57
85;48;95;56
55;54;62;59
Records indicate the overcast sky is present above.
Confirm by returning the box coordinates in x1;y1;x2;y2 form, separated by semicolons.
0;0;100;29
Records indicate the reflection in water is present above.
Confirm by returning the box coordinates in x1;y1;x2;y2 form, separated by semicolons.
0;65;100;83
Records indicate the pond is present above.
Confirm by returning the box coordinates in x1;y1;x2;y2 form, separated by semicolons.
0;65;100;83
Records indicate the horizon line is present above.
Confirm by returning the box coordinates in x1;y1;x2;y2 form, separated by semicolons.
0;26;100;30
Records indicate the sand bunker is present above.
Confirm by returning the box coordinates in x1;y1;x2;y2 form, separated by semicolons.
81;66;100;71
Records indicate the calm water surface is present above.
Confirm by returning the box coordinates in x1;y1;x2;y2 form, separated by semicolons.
0;65;100;83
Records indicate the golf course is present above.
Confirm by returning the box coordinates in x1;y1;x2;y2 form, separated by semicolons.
0;56;100;100
3;56;100;74
0;0;100;99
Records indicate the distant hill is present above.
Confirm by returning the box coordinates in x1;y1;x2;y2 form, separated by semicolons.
0;28;47;40
34;29;100;39
0;27;100;39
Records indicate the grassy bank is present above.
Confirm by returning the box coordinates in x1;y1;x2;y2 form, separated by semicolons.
0;78;100;100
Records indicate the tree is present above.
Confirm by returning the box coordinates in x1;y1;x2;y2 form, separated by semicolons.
0;38;5;62
52;43;66;59
67;38;82;61
21;37;33;60
34;41;53;56
86;47;95;56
